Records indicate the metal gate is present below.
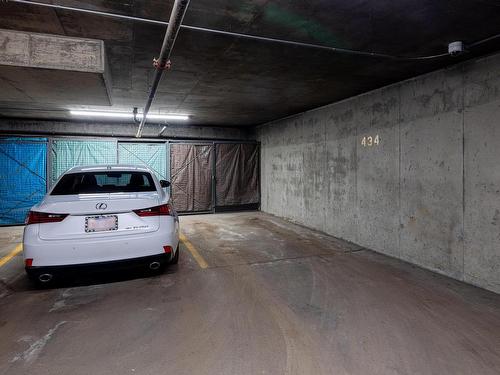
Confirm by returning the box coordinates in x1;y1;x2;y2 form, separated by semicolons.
50;139;117;185
215;143;260;211
170;143;214;213
0;137;260;222
118;142;169;181
0;138;47;225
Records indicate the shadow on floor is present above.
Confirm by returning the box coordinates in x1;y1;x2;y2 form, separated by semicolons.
8;264;179;292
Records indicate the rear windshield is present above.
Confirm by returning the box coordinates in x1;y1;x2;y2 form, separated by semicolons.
51;171;156;195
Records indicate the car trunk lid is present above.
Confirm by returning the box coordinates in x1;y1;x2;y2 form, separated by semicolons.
37;192;161;240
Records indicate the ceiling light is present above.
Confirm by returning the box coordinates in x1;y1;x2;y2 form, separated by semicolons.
70;110;189;121
146;114;189;120
71;110;131;118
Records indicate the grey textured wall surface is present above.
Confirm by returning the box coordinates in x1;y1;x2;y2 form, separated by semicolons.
0;28;112;106
258;52;500;294
0;119;254;141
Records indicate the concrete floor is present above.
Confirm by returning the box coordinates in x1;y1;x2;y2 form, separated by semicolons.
0;212;500;374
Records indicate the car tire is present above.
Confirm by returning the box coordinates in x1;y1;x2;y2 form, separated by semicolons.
170;245;179;265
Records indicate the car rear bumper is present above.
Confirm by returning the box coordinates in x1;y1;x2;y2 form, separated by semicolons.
23;217;179;267
25;253;172;277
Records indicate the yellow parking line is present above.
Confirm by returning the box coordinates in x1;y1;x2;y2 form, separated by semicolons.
0;243;23;268
179;233;208;269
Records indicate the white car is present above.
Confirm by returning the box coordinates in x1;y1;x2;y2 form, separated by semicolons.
23;165;179;284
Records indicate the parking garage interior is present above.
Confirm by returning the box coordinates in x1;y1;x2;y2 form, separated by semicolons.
1;1;500;374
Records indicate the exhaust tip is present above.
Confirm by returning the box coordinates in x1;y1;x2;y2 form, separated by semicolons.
38;273;53;283
149;261;161;270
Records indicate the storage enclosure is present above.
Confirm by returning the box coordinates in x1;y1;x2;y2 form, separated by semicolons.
0;137;260;224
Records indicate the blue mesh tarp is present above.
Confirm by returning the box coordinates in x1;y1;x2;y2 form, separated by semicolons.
51;139;117;185
0;138;47;225
118;142;168;181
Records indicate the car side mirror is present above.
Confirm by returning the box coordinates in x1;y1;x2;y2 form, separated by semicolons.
160;180;170;188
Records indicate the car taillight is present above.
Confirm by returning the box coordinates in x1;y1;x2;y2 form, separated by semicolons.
25;211;68;225
134;204;171;217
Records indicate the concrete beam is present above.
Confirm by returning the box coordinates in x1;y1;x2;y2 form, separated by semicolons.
0;119;254;141
0;29;111;105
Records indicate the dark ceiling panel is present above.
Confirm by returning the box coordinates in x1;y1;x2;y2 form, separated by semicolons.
0;2;64;34
0;0;499;126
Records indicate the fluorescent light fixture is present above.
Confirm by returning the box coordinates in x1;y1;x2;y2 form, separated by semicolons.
70;110;189;121
70;110;131;118
146;113;189;120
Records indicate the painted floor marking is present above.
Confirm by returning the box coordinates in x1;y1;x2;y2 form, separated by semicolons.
0;243;23;268
179;233;208;269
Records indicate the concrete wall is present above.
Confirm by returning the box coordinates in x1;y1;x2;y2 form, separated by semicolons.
0;119;254;141
258;52;500;294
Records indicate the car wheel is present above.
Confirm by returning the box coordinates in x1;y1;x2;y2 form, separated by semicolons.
170;245;179;265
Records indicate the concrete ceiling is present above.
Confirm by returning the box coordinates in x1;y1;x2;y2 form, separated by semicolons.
0;0;499;127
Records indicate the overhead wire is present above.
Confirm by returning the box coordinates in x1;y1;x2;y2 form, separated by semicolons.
8;0;500;61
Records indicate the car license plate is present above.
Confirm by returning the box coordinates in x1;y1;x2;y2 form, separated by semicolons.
85;215;118;233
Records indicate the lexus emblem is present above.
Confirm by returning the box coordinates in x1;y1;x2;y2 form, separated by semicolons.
96;202;107;210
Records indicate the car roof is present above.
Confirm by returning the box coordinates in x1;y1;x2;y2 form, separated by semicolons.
66;164;153;173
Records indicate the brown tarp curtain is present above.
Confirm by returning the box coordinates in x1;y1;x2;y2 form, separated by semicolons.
170;144;213;212
215;143;259;207
170;143;259;213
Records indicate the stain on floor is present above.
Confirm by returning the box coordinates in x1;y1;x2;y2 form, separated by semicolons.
0;212;499;374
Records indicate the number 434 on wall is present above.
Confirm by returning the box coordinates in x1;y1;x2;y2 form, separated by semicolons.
361;135;380;147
